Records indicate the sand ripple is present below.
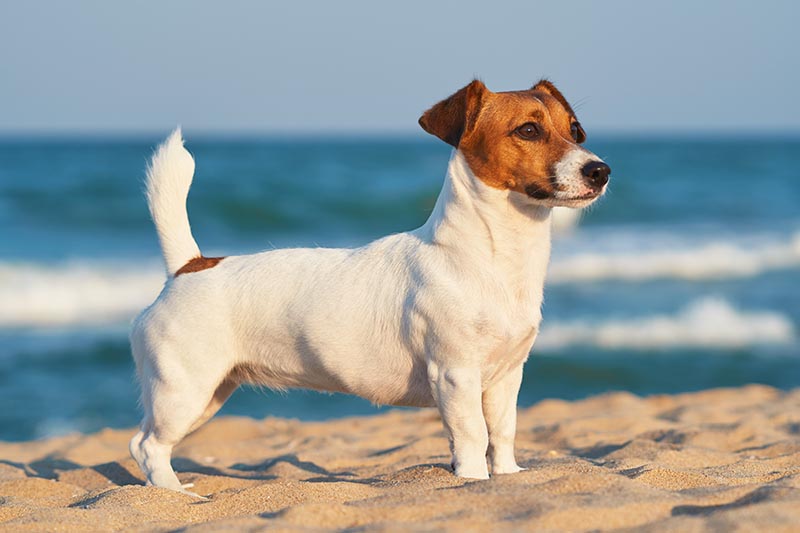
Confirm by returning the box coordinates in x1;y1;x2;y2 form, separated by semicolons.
0;385;798;532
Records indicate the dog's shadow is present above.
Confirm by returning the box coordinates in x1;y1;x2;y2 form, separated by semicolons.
0;457;141;486
224;454;381;484
2;453;390;488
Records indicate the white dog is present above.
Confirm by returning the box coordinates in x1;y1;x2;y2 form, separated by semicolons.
129;79;610;495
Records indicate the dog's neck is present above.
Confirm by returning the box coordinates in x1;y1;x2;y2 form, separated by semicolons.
416;150;552;289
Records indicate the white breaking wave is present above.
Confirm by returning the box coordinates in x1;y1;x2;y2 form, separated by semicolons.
537;297;795;351
550;231;800;283
0;260;165;328
1;265;796;353
1;228;799;330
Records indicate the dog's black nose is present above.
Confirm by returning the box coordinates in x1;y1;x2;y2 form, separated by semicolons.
581;161;611;188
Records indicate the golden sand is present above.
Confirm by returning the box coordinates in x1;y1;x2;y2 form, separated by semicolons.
1;385;799;532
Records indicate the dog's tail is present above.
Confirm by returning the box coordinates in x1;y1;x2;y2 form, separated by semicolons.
145;128;202;275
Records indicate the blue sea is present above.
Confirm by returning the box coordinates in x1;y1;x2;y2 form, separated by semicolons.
1;134;798;441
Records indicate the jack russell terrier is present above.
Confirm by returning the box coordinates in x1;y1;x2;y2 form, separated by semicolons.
129;79;610;495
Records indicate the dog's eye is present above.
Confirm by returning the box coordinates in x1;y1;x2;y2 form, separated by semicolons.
515;122;542;140
570;121;586;143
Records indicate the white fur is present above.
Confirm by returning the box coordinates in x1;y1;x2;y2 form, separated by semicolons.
144;128;201;274
554;148;606;207
130;130;605;495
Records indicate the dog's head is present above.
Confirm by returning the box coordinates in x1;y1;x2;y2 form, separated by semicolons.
419;79;609;208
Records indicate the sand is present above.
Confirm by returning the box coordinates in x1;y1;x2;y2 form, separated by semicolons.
1;384;799;532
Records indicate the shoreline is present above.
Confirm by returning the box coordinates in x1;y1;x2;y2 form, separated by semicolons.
1;385;799;531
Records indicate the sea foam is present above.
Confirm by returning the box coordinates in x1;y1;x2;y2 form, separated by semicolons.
1;229;798;330
537;297;795;351
3;257;793;353
550;230;800;283
0;260;164;328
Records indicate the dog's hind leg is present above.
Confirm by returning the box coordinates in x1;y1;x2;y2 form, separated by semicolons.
186;377;238;435
130;340;231;496
132;376;223;495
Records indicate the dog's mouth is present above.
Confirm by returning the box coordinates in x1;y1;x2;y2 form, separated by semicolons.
523;184;552;200
524;184;606;204
570;189;603;201
556;186;608;207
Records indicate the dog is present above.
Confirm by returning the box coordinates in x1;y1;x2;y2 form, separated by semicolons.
129;79;610;495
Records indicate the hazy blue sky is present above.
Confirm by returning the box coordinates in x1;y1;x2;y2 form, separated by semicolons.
2;1;798;134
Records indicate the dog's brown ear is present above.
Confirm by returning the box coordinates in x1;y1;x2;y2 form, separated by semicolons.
532;79;576;117
419;79;488;147
533;78;585;142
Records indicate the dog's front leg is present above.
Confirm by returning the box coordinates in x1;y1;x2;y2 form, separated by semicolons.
429;364;489;479
482;364;524;474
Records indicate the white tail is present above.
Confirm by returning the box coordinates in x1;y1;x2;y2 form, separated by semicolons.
145;128;202;275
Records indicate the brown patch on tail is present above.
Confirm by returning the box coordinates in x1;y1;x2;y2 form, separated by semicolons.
174;256;225;277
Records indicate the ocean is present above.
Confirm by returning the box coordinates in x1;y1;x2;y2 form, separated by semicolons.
1;135;798;441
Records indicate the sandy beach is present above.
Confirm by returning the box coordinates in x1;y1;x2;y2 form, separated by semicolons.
1;384;798;532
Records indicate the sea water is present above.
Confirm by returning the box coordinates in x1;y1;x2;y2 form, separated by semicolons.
1;135;798;441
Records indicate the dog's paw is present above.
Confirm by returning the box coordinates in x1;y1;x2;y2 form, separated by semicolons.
179;483;208;500
453;462;490;480
492;463;526;475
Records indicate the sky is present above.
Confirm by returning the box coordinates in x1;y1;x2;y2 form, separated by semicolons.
1;0;798;135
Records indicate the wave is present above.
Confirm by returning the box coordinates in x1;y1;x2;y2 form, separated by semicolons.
536;297;795;351
1;228;799;329
550;230;800;283
0;257;794;353
0;260;164;328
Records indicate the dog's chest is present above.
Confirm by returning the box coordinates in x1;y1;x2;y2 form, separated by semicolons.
476;312;539;387
470;275;544;373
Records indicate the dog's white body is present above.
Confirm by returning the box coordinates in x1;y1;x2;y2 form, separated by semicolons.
131;89;606;494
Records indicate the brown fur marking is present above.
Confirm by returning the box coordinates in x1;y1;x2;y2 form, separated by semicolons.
532;79;576;116
534;79;586;143
174;256;225;277
418;79;487;148
418;79;585;199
